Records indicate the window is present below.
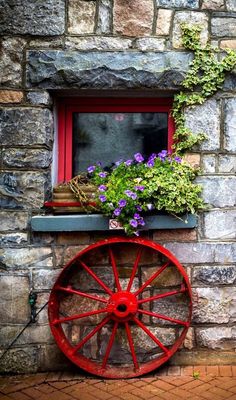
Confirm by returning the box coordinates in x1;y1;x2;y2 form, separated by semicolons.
57;97;175;182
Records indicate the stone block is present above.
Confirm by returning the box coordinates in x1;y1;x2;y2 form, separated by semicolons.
2;148;52;169
65;37;132;51
96;0;112;34
0;275;30;323
32;269;61;290
226;0;236;11
0;232;28;245
135;38;165;51
0;37;26;87
153;228;197;242
0;171;49;209
56;232;90;245
183;153;200;168
0;346;38;374
201;155;216;173
183;327;195;350
224;98;236;152
152;291;190;325
26;91;52;106
185;99;220;151
0;108;53;146
218;155;236;173
156;9;173;36
0;325;53;347
38;344;72;371
192;265;236;286
0;90;23;103
0;0;65;35
170;349;236;365
99;325;176;363
165;242;236;264
35;292;50;324
113;0;154;37
0;211;28;231
172;11;208;48
68;0;96;34
196;327;236;350
192;287;236;324
26;50;192;90
141;264;183;288
203;210;236;239
220;39;236;49
29;38;64;49
0;247;53;269
212;16;236;37
196;176;236;207
156;0;199;7
201;0;225;9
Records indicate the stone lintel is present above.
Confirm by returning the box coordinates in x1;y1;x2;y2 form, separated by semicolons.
26;50;193;90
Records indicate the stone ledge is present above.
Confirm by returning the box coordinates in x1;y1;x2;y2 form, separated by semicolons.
26;50;193;89
31;213;197;232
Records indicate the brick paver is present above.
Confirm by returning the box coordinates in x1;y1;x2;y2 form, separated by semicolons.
0;366;236;400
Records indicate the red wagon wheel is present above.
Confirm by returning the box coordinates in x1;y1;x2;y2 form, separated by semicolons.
48;237;192;378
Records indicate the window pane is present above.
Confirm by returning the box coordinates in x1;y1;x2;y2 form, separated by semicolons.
72;112;168;174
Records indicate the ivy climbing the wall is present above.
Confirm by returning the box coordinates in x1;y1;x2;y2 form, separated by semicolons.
172;24;236;154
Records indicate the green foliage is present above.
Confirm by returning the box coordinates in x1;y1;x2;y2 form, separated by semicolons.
90;153;204;236
173;24;236;154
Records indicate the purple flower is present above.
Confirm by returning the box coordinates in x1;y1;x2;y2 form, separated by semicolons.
125;159;133;166
174;156;182;163
113;208;121;216
146;159;155;168
130;219;138;228
136;205;142;212
131;192;137;200
98;185;107;192
158;150;168;161
87;165;96;173
134;185;145;191
138;217;145;226
99;195;107;202
115;159;123;166
118;199;127;208
147;203;154;211
134;153;144;163
150;153;157;160
134;213;140;219
99;172;107;178
125;190;132;197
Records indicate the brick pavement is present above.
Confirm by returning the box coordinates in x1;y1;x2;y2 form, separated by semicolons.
0;366;236;400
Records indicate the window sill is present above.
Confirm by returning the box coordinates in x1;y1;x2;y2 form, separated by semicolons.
31;214;197;232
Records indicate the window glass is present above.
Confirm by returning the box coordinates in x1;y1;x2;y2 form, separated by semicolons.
72;112;168;174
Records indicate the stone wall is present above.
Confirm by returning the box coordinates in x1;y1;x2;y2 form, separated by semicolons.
0;0;236;373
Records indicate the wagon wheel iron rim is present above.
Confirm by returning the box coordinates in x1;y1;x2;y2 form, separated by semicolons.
48;237;192;379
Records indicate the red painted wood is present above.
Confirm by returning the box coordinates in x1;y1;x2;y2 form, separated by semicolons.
57;98;175;181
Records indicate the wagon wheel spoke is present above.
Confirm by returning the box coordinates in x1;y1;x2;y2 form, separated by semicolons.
102;321;118;369
138;309;189;327
125;322;139;371
109;247;121;292
72;315;111;354
138;287;187;305
134;261;170;297
53;307;109;325
127;248;142;292
133;316;169;355
56;286;108;304
79;260;113;295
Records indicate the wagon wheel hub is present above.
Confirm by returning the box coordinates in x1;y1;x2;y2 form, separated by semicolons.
108;291;138;321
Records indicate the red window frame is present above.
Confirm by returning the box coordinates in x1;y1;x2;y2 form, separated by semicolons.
57;97;175;183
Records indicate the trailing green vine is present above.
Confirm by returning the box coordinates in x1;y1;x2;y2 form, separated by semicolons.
172;24;236;154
